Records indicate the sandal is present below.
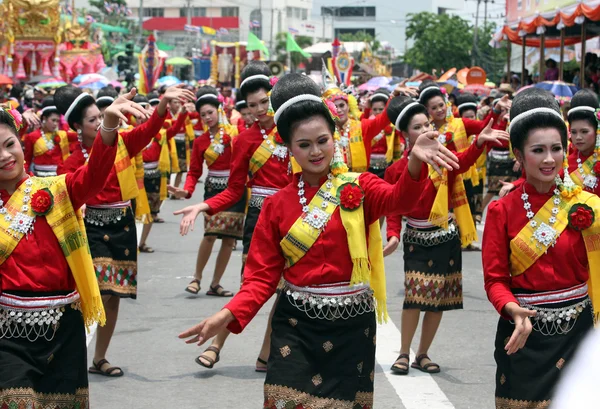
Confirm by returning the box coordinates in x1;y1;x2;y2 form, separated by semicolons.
185;279;201;295
206;285;234;297
463;243;481;252
195;346;220;369
153;217;165;223
255;357;268;373
411;354;441;374
139;244;155;253
390;353;410;375
88;359;124;377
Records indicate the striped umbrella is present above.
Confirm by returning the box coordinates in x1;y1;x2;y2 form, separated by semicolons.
73;74;109;84
77;80;109;90
37;77;67;89
157;76;181;87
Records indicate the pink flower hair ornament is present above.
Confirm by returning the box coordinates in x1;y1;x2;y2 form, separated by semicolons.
269;76;279;87
0;106;23;131
323;98;340;122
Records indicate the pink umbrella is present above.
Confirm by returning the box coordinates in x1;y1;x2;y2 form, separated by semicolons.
515;84;534;95
109;80;124;88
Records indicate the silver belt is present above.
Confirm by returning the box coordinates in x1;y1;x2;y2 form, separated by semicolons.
283;281;375;321
489;149;513;162
403;219;458;247
369;154;389;170
206;176;229;190
144;167;161;178
85;206;128;226
249;186;279;209
174;133;186;142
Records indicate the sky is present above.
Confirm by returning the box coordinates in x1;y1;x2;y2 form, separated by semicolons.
450;0;507;27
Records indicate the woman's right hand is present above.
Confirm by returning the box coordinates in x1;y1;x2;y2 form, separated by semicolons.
178;309;235;346
173;202;210;236
503;302;537;355
383;236;400;257
498;181;515;198
167;185;189;199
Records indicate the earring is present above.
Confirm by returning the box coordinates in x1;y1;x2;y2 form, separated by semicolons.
77;129;82;142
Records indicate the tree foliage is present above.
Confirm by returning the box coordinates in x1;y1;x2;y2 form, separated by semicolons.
473;22;508;83
275;33;313;69
88;0;136;31
339;31;381;53
404;12;472;74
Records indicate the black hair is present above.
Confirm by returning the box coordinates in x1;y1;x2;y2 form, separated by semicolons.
9;85;23;99
386;95;428;132
418;80;444;106
239;61;271;100
54;85;96;131
133;94;149;105
40;96;60;119
567;89;599;129
370;88;390;106
0;109;18;136
147;92;160;106
96;86;118;109
235;90;248;110
509;88;568;153
457;93;478;117
270;73;335;145
195;86;220;112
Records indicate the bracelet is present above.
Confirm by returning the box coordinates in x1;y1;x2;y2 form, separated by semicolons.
100;120;121;133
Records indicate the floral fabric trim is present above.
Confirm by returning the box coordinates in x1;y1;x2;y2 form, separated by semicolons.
0;387;89;409
264;384;372;409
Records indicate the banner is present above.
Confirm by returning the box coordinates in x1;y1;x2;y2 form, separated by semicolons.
506;0;578;25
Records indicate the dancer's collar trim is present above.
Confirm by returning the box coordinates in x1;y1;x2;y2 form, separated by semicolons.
370;93;389;101
457;102;477;110
149;98;160;105
240;74;270;91
394;101;421;131
95;96;114;105
40;105;58;115
274;94;322;125
568;106;595;115
418;86;441;102
65;93;95;123
509;107;563;132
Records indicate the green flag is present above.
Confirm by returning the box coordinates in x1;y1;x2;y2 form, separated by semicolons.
247;32;270;58
286;33;311;58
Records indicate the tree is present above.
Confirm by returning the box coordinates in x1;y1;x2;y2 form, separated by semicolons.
473;22;508;84
339;31;381;53
275;33;313;69
404;12;472;74
88;0;137;32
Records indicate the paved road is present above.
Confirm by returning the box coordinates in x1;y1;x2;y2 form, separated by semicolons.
88;190;498;409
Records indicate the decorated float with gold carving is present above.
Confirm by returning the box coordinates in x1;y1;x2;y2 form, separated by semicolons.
0;0;104;81
209;41;260;87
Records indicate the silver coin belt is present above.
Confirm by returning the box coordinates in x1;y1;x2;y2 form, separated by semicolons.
403;221;459;247
489;149;514;162
34;170;58;178
85;206;127;226
0;303;78;342
248;194;266;209
369;155;389;170
206;176;229;190
284;285;375;321
520;297;591;336
144;168;161;179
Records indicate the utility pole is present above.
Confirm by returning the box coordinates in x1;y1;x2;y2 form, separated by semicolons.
484;0;488;28
271;5;275;55
471;0;481;67
138;0;144;43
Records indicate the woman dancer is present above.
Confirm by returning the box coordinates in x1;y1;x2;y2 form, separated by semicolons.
178;73;459;408
384;96;509;375
483;88;599;407
235;90;254;133
56;85;195;377
169;86;244;297
368;88;403;178
0;92;147;406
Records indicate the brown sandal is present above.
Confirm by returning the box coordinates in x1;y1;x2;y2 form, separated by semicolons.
88;359;124;377
185;279;200;294
195;346;220;369
411;354;441;374
139;244;155;253
206;284;233;297
391;353;410;375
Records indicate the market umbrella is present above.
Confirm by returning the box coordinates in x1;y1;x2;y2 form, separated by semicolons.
534;81;578;102
27;74;54;84
438;68;457;82
462;84;491;96
73;73;109;84
37;77;67;89
165;57;192;66
0;75;13;85
157;76;182;87
77;80;110;90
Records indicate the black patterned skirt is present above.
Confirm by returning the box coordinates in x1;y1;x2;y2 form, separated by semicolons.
402;219;463;312
85;205;137;299
464;179;484;217
144;167;161;215
203;175;245;240
175;139;188;172
0;291;89;409
494;286;593;408
487;149;520;194
264;282;376;409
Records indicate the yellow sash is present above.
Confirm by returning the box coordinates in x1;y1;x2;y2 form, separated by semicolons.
428;168;478;246
203;124;240;166
439;117;469;152
570;154;594;188
248;127;278;178
280;173;388;322
184;117;195;169
345;119;368;173
168;137;180;174
0;176;105;328
115;135;139;202
134;152;152;223
33;131;70;161
157;130;171;201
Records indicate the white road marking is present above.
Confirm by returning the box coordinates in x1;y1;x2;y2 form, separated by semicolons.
86;323;98;347
376;319;456;409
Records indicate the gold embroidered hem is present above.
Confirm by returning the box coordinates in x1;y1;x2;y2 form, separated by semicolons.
94;257;138;299
0;387;89;408
204;211;244;240
495;397;550;409
264;384;373;409
404;270;463;311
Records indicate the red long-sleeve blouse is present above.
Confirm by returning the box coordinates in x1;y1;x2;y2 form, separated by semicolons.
225;170;427;333
183;130;236;197
142;113;187;163
482;182;589;316
352;111;392;166
58;109;166;205
0;134;118;293
23;130;67;172
384;140;484;239
204;123;291;215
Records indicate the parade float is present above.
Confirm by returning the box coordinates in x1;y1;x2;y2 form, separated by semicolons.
0;0;104;81
209;41;261;87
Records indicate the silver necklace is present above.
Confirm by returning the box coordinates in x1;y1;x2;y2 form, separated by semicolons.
338;122;350;148
0;178;35;236
576;151;598;190
259;125;287;160
521;185;561;251
210;127;225;154
40;129;55;151
298;173;334;231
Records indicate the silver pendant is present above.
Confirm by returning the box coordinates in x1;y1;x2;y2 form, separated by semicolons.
583;174;598;190
8;212;35;236
273;145;288;160
303;207;329;230
339;137;349;148
532;222;557;249
213;144;225;154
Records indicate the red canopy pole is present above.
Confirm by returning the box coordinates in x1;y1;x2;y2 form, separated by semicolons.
521;35;526;85
580;21;587;88
559;28;565;81
539;32;546;80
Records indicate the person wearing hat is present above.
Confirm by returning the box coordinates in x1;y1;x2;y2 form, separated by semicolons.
498;83;515;96
23;96;70;177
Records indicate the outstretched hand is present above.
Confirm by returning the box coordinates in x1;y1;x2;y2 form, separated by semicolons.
477;118;510;148
411;130;460;175
504;302;536;355
167;185;189;199
173;202;210;236
178;309;234;346
103;88;150;126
